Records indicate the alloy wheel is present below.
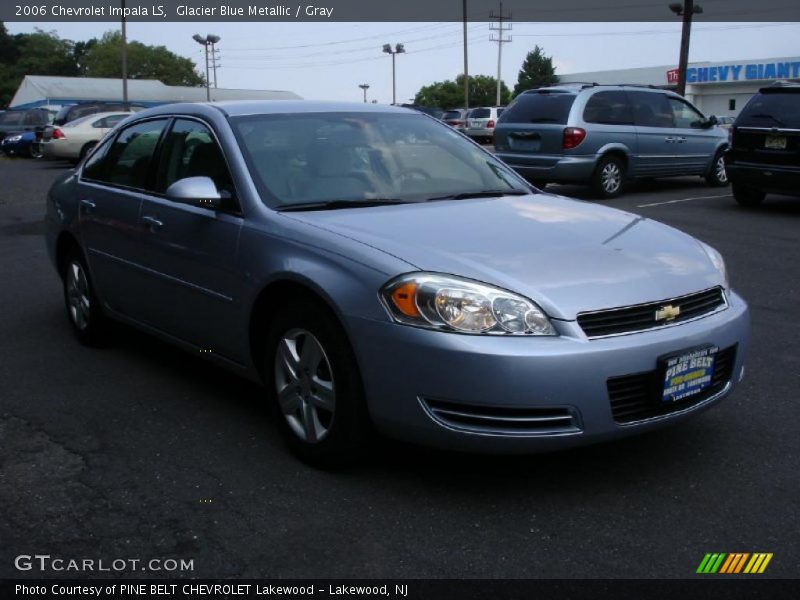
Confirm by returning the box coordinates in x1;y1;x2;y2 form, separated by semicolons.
66;261;91;331
715;156;728;184
601;163;622;194
274;328;336;443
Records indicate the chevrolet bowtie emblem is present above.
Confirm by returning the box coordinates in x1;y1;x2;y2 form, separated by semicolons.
655;304;681;322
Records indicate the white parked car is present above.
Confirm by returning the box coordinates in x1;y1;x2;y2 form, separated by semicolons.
466;106;505;144
41;112;133;161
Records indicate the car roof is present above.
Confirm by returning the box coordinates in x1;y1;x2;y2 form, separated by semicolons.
218;100;416;117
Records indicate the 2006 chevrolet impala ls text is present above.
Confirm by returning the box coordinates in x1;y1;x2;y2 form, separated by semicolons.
44;101;749;466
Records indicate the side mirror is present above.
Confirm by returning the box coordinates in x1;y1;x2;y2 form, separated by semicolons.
165;176;222;209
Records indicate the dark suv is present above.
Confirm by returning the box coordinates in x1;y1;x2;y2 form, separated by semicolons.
725;83;800;206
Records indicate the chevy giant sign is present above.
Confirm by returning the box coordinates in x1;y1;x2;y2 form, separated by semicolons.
667;61;800;84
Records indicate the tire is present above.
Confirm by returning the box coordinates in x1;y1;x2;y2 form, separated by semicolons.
591;155;626;199
62;251;110;346
264;299;369;468
28;144;43;159
705;151;729;187
78;142;97;162
732;184;766;207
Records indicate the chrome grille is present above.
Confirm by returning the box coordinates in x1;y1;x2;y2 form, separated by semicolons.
577;287;726;338
607;345;737;424
420;398;581;436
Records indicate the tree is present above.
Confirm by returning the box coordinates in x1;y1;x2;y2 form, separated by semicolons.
414;74;511;109
0;26;79;107
513;46;559;96
81;31;204;87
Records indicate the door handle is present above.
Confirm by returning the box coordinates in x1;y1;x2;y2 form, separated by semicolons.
665;137;675;143
79;199;96;213
141;215;163;231
676;137;687;143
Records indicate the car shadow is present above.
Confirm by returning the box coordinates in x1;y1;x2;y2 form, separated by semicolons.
548;178;723;201
100;317;727;494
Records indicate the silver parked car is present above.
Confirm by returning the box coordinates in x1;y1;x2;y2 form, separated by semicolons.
494;85;729;198
45;101;749;466
466;106;505;143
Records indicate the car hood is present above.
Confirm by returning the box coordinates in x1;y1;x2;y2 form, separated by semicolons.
283;194;724;320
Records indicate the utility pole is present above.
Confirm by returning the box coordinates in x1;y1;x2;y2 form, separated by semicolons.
210;43;220;88
463;0;469;111
121;0;128;107
490;1;512;106
669;1;703;97
358;84;370;103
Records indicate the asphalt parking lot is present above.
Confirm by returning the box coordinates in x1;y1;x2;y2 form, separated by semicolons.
0;155;798;580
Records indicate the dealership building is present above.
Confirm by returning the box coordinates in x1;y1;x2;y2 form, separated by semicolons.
560;56;800;117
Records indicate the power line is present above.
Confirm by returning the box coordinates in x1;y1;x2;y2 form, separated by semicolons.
490;1;512;105
512;22;798;37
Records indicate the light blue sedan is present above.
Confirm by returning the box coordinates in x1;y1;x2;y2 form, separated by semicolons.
45;101;749;466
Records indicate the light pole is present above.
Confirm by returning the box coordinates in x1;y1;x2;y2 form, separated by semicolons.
193;34;221;101
382;43;405;105
669;1;703;97
358;84;370;103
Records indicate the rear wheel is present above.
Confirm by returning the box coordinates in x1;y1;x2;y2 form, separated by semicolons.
62;252;109;346
28;144;43;159
591;155;625;199
732;184;765;207
264;300;369;468
705;151;728;186
78;142;97;162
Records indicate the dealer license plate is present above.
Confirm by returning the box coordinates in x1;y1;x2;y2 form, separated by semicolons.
764;136;787;150
661;346;718;403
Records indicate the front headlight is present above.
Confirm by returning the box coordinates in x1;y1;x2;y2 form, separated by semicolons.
380;273;557;336
699;242;729;288
5;135;22;143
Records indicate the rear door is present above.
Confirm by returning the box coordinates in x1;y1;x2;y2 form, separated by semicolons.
78;118;170;317
731;90;800;169
467;107;491;131
493;90;577;168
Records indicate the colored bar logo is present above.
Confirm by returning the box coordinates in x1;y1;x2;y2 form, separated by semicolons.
697;553;773;574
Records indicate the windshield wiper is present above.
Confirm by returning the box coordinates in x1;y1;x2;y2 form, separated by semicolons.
746;113;786;127
425;189;530;202
277;198;409;212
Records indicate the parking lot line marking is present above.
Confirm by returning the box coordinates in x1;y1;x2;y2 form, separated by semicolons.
637;194;732;208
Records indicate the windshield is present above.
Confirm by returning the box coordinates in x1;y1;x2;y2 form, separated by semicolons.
232;111;528;209
737;92;800;129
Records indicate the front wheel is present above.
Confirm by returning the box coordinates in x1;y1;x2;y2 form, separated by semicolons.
591;155;626;199
264;300;369;468
732;184;765;207
705;152;729;186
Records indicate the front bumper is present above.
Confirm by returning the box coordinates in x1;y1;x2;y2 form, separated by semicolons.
496;151;599;183
345;290;749;453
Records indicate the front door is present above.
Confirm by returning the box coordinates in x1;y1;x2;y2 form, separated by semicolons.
134;118;246;363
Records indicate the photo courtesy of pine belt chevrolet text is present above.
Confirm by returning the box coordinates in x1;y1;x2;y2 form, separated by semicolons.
45;101;750;466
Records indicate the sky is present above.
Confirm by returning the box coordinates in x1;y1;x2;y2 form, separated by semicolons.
7;20;800;103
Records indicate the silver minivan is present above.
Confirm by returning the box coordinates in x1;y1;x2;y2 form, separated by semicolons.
494;85;729;198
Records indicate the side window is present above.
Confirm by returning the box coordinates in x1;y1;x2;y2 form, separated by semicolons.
157;119;234;199
82;119;168;190
583;91;633;125
95;115;126;129
81;136;116;180
630;92;675;128
667;97;704;129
